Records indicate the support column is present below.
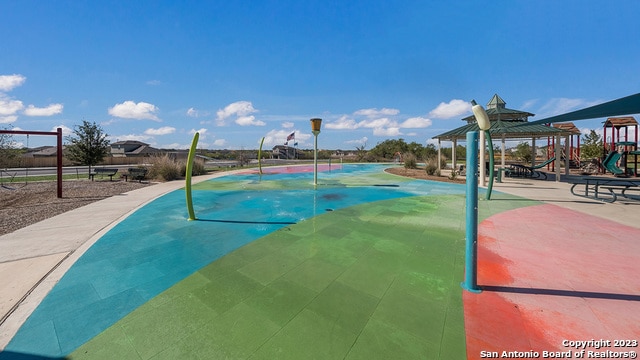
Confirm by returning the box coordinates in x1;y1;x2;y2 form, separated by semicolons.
437;139;442;173
501;135;506;168
564;135;570;176
531;137;537;167
479;131;486;187
555;135;562;182
452;139;457;171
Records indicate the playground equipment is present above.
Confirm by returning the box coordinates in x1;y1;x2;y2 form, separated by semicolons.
0;128;63;197
546;122;581;172
603;117;638;176
601;150;625;176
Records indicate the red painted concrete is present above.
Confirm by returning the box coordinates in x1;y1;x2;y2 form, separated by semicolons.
238;164;342;174
464;204;640;359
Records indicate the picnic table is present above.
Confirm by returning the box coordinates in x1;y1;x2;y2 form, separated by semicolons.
569;176;640;203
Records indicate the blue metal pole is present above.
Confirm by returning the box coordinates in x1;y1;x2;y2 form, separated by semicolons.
462;131;482;293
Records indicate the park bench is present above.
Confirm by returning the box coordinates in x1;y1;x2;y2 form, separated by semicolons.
122;167;148;182
569;176;640;203
88;168;119;181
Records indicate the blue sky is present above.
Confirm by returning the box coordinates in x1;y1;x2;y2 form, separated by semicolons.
1;1;639;150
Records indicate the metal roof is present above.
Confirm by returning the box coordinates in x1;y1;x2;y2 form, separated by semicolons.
462;94;534;123
433;120;573;141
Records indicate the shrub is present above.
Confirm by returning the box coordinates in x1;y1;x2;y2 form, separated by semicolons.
425;157;439;175
180;159;207;177
148;154;181;181
403;153;417;169
440;155;448;169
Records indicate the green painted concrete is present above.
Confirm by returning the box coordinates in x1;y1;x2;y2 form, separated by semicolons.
69;194;536;360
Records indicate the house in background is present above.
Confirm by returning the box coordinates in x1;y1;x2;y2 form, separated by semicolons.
110;140;160;158
272;145;299;159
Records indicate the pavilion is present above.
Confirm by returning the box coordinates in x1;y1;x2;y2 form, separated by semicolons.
432;94;580;181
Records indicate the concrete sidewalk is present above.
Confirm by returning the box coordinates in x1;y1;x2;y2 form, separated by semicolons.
491;176;639;229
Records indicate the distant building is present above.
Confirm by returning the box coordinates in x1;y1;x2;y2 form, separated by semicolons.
110;141;160;157
272;145;299;159
23;146;64;158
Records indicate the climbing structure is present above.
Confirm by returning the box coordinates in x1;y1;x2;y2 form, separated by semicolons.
546;122;582;171
603;117;638;176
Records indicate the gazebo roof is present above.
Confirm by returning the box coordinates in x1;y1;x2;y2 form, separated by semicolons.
435;94;574;141
462;94;534;123
433;120;573;141
552;122;582;135
604;116;638;128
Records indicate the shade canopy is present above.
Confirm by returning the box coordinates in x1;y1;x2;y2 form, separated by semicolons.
433;119;575;141
525;93;640;126
434;94;580;141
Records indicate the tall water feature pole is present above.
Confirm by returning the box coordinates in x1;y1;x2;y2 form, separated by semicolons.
310;118;322;186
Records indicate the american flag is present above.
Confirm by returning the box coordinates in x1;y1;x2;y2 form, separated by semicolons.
286;132;295;141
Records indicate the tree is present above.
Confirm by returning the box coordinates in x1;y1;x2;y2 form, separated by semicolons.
0;126;20;169
355;142;367;162
581;130;603;160
369;139;409;160
512;142;532;163
66;120;110;173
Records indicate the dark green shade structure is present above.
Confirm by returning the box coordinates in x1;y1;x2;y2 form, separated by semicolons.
525;93;640;126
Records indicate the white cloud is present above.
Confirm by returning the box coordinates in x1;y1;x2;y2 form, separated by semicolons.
52;125;73;136
108;100;160;121
144;126;176;136
358;118;395;129
187;107;199;117
235;115;266;126
325;116;358;130
536;98;598;118
400;117;432;128
146;80;161;86
0;74;26;92
521;99;538;110
426;138;440;146
282;121;294;129
213;139;227;147
354;108;399;118
113;134;154;142
189;128;208;136
216;101;257;126
0;95;24;116
428;99;470;119
345;137;368;145
23;103;63;116
263;129;311;146
0;115;17;124
373;127;402;136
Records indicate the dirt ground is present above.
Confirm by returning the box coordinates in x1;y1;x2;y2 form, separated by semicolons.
384;166;466;184
0;179;151;236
